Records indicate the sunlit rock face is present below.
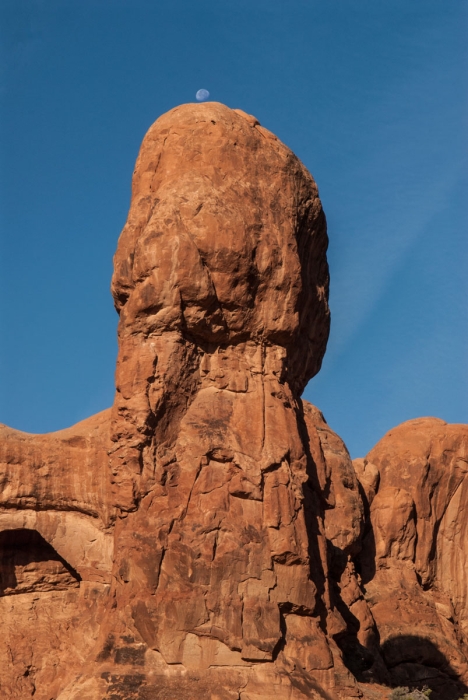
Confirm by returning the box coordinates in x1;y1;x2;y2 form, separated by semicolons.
0;411;115;698
99;102;347;699
355;418;468;698
0;103;467;700
109;102;330;512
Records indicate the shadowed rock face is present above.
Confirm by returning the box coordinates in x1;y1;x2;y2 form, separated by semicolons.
0;103;467;700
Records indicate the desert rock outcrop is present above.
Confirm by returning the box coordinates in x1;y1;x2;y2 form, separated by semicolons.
354;418;468;698
0;410;114;697
0;102;467;700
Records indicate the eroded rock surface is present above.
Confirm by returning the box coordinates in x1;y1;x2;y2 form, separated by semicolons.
0;102;467;700
87;101;346;699
0;410;114;697
355;418;468;699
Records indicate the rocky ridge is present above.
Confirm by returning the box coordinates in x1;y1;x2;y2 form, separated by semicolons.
0;103;466;700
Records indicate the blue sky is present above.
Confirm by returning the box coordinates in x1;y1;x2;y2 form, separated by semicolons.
1;0;466;457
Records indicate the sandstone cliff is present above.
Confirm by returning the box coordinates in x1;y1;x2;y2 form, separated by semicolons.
354;418;468;698
0;103;466;700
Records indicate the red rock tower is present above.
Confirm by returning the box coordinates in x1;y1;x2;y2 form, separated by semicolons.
97;102;340;698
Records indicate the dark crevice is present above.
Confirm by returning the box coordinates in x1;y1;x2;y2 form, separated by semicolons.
0;528;81;596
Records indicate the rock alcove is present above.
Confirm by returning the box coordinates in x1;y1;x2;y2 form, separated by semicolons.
0;528;81;596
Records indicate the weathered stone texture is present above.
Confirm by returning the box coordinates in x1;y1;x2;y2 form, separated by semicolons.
0;410;114;697
0;102;467;700
355;418;468;698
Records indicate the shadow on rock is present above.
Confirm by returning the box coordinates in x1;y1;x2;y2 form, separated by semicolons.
0;528;81;595
381;635;468;700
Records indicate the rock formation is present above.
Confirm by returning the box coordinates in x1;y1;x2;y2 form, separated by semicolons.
354;418;468;698
0;410;114;698
0;102;467;700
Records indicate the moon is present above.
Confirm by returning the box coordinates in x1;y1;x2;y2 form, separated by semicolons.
196;89;210;102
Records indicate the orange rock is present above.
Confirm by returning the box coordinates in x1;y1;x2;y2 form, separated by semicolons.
0;102;467;700
94;102;341;699
356;418;468;698
0;410;114;697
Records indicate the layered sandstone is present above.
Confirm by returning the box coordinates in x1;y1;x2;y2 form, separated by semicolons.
354;418;468;698
0;410;114;697
0;102;467;700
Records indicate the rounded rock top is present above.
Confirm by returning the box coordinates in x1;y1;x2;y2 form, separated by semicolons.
112;102;330;393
